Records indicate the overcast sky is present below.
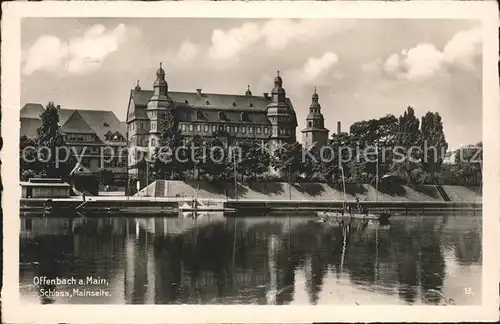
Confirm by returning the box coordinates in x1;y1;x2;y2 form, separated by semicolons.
21;18;482;150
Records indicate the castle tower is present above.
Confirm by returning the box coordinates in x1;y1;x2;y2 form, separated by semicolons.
266;71;297;151
301;87;329;148
146;63;173;140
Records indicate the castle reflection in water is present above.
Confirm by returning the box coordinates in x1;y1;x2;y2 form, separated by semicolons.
19;213;482;305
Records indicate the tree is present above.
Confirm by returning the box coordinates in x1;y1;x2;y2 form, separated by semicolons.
235;139;271;181
301;143;330;182
390;106;422;184
151;109;185;179
452;143;482;185
184;135;207;180
421;112;448;183
271;141;304;180
20;135;39;179
202;136;232;180
34;102;72;178
349;114;398;182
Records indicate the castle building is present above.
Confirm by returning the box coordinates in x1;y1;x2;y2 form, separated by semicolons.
126;63;299;180
301;87;330;148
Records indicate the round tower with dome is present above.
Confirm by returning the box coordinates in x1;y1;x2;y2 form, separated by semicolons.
266;71;298;154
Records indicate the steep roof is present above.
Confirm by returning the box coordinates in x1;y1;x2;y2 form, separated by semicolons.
127;89;296;125
20;117;42;139
57;108;126;144
20;103;126;144
20;103;45;119
57;108;77;126
77;110;127;144
132;89;270;110
60;111;96;134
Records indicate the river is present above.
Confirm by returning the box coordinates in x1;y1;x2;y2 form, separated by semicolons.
19;212;482;305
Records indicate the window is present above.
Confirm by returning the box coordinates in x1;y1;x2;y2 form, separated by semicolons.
196;124;201;132
151;138;156;146
189;124;193;132
212;125;217;132
241;126;246;134
308;121;312;127
218;111;226;121
249;126;254;134
196;111;205;120
249;102;253;107
225;125;230;133
234;126;238;133
264;127;269;135
181;124;186;132
206;100;210;105
256;127;261;134
232;102;237;107
204;125;209;132
151;122;156;131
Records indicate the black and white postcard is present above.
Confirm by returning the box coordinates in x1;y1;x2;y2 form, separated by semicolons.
1;1;499;323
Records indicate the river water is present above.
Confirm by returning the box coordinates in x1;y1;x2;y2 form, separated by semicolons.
19;213;482;305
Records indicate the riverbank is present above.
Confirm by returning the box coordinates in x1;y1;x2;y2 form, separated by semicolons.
20;196;482;216
137;180;481;203
19;181;481;216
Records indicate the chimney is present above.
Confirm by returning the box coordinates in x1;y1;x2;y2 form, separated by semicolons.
196;89;202;96
263;93;269;100
337;121;341;134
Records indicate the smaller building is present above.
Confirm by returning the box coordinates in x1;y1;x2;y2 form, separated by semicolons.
21;178;71;198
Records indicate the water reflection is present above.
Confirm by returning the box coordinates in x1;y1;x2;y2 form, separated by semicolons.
19;213;482;305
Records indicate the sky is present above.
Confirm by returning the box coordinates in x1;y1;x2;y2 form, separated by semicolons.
21;18;482;150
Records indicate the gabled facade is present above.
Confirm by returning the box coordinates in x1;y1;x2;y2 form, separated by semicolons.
20;103;128;179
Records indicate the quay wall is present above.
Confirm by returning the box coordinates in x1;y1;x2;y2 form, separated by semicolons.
139;180;481;203
224;200;482;214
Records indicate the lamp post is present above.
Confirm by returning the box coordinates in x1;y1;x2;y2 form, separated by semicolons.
233;146;238;201
288;164;292;200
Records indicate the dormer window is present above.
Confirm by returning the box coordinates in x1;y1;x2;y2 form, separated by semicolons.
205;100;210;105
218;111;227;121
196;110;205;120
249;102;253;107
103;122;110;127
232;102;237;107
240;112;249;122
185;100;189;104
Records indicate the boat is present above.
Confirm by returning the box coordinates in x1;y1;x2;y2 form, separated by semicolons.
178;201;236;213
316;210;383;221
316;148;392;223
